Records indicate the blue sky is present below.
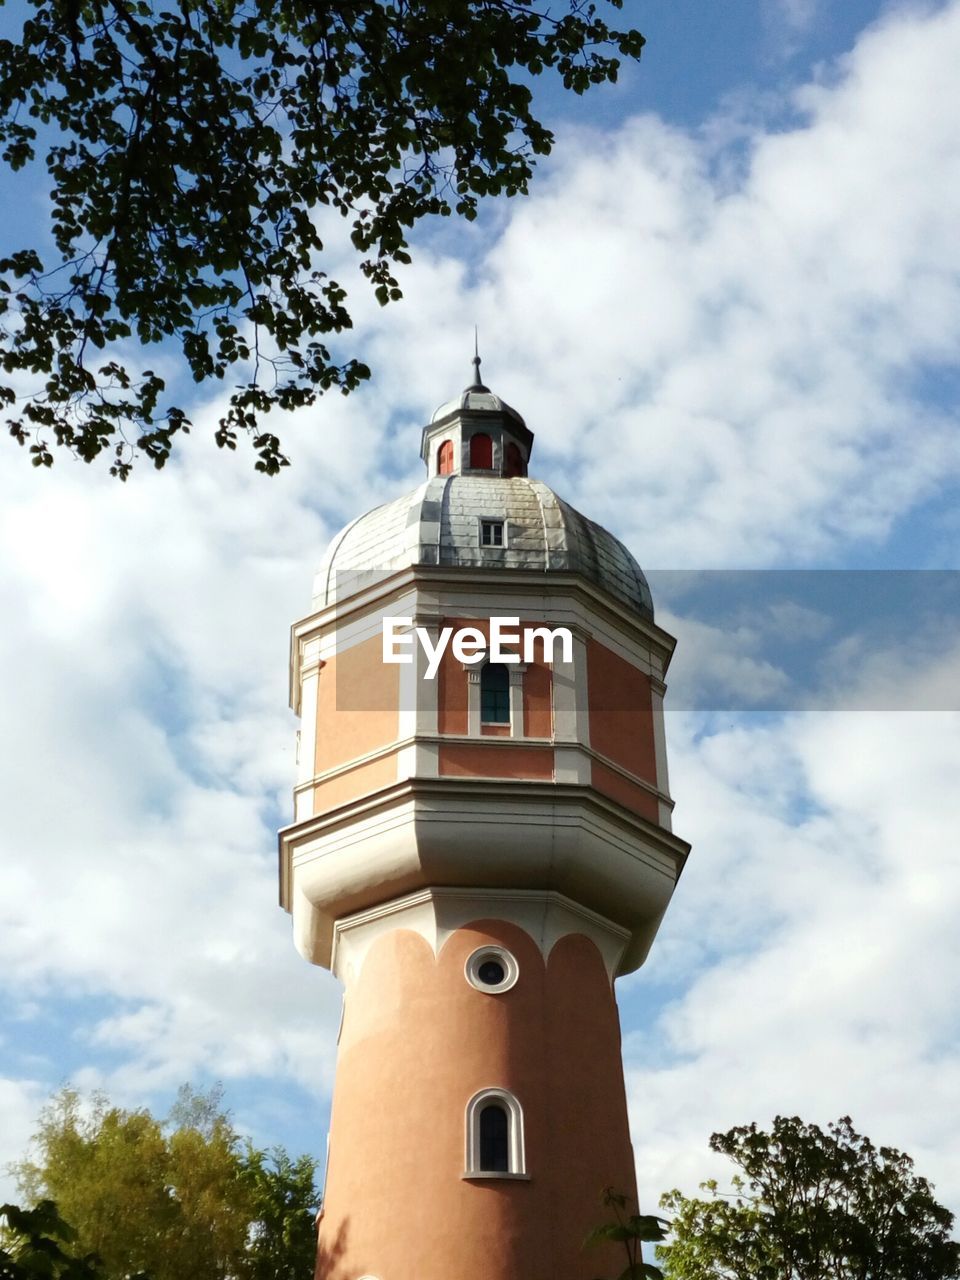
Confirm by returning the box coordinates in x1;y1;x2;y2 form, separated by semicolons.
2;0;960;1225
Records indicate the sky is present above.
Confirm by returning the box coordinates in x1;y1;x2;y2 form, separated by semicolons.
2;0;960;1233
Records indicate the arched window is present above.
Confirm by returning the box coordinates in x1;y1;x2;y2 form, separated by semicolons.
470;433;493;469
480;662;510;724
504;442;525;478
465;1089;526;1177
437;439;454;475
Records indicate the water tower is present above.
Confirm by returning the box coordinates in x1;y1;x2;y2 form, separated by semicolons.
279;358;689;1280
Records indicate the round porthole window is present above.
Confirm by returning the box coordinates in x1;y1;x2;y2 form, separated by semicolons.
465;946;518;994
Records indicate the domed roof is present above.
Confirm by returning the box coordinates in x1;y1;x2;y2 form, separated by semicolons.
313;474;653;618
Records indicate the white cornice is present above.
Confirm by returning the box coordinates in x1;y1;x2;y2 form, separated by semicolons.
331;886;632;986
279;776;689;977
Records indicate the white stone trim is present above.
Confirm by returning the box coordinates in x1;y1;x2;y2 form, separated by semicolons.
296;737;408;787
465;666;481;736
329;886;633;988
465;945;519;994
283;776;689;976
551;635;578;746
464;1088;527;1177
296;662;323;786
572;630;592;749
396;617;419;743
507;663;526;738
411;614;440;739
650;683;672;832
553;744;592;785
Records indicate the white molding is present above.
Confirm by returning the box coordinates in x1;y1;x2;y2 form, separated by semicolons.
507;663;526;738
464;1087;526;1177
650;683;672;832
465;944;519;994
554;744;591;785
461;1172;530;1181
572;630;592;749
467;666;481;737
293;735;674;815
296;738;407;789
330;886;633;987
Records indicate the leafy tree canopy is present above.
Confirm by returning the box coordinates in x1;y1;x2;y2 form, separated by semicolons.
1;1200;110;1280
14;1085;319;1280
658;1115;960;1280
0;0;644;478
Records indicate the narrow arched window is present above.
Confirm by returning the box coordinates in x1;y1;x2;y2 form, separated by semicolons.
504;442;525;477
470;433;493;469
464;1089;526;1178
437;439;454;475
480;662;510;724
479;1104;509;1172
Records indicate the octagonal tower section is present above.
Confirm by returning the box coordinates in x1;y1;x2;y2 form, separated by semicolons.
279;359;690;1280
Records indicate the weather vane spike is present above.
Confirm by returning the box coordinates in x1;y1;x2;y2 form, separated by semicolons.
471;326;482;388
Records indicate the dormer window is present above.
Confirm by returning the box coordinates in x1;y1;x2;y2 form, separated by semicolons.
504;442;526;478
480;519;504;548
470;433;493;469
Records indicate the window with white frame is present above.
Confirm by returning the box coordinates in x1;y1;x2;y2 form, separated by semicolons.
464;1088;527;1178
480;518;504;547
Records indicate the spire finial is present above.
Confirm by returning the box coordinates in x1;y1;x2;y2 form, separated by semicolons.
468;327;488;391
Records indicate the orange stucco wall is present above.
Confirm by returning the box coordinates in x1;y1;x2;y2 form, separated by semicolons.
437;633;468;735
438;742;554;780
586;639;657;783
312;751;399;814
523;658;552;738
589;760;660;824
315;635;399;775
318;922;637;1280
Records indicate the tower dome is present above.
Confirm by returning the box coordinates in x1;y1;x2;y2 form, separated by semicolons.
314;359;653;618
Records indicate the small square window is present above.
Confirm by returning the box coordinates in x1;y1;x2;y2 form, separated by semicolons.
480;520;504;547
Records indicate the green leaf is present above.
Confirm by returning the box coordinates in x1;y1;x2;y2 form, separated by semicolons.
0;0;644;476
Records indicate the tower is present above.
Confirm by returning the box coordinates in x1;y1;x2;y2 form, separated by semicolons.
279;358;689;1280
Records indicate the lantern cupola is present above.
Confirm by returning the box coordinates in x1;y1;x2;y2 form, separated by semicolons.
421;352;533;478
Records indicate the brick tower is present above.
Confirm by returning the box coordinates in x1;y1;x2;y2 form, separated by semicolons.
279;357;689;1280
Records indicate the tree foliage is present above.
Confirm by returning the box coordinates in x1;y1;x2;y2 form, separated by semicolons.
0;0;644;477
14;1086;319;1280
658;1115;960;1280
585;1186;668;1280
0;1201;110;1280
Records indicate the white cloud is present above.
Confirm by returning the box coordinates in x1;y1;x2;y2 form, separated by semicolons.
626;706;960;1215
0;1078;47;1200
346;0;960;569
